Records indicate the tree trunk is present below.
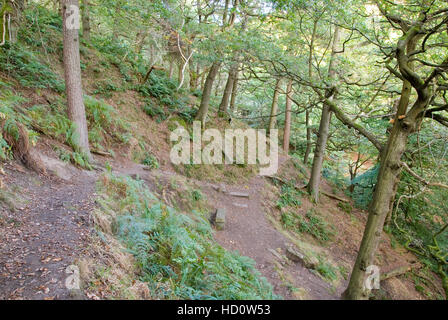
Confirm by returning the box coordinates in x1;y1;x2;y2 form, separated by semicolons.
195;61;221;124
268;78;281;133
283;80;293;153
308;102;331;201
303;110;312;164
196;0;201;23
0;5;11;45
81;0;91;40
344;121;412;299
0;0;22;44
344;26;430;300
178;63;182;83
222;0;230;26
200;67;207;90
308;26;340;202
168;60;174;79
135;30;147;55
303;20;318;165
189;59;198;90
229;69;239;110
218;63;238;116
384;64;413;226
228;0;239;27
13;0;25;43
214;71;222;97
62;0;91;159
348;152;362;193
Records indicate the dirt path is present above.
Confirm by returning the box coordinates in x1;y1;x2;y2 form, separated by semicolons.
113;159;339;300
0;164;96;300
200;175;337;299
0;152;340;300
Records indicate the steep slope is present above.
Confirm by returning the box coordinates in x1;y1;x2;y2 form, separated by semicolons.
0;7;445;300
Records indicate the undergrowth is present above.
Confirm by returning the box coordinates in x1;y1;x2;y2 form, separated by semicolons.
281;209;334;244
0;86;31;160
141;153;159;169
276;182;303;209
0;43;64;92
94;173;279;300
315;258;338;281
27;95;130;168
139;70;197;124
84;95;131;150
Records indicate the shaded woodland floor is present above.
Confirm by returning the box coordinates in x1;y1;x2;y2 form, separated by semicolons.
0;142;436;299
0;163;95;299
1;0;448;301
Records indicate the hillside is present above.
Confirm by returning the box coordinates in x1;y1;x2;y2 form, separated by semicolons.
1;2;447;301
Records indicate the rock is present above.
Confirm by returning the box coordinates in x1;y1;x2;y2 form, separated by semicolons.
285;246;305;263
285;244;319;269
68;288;86;300
214;208;226;230
268;248;284;261
303;256;319;269
211;184;227;193
38;153;77;181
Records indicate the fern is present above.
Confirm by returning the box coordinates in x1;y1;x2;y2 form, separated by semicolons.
0;89;30;160
96;174;279;300
0;43;64;92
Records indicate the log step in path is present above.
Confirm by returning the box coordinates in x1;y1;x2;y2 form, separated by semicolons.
212;190;250;230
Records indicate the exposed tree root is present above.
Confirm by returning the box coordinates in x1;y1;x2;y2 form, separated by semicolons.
1;121;46;174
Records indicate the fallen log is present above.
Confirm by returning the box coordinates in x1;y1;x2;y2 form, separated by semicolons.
141;65;165;84
321;191;349;203
265;175;349;202
380;263;421;281
265;175;306;189
91;149;111;156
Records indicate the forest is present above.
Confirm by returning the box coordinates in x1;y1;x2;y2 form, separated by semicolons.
0;0;447;303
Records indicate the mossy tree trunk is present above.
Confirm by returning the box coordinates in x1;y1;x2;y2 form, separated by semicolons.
195;61;221;124
218;62;238;116
189;60;199;91
229;69;239;110
308;26;340;202
303;20;318;165
268;78;281;133
345;22;435;300
282;79;293;153
303;110;312;164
